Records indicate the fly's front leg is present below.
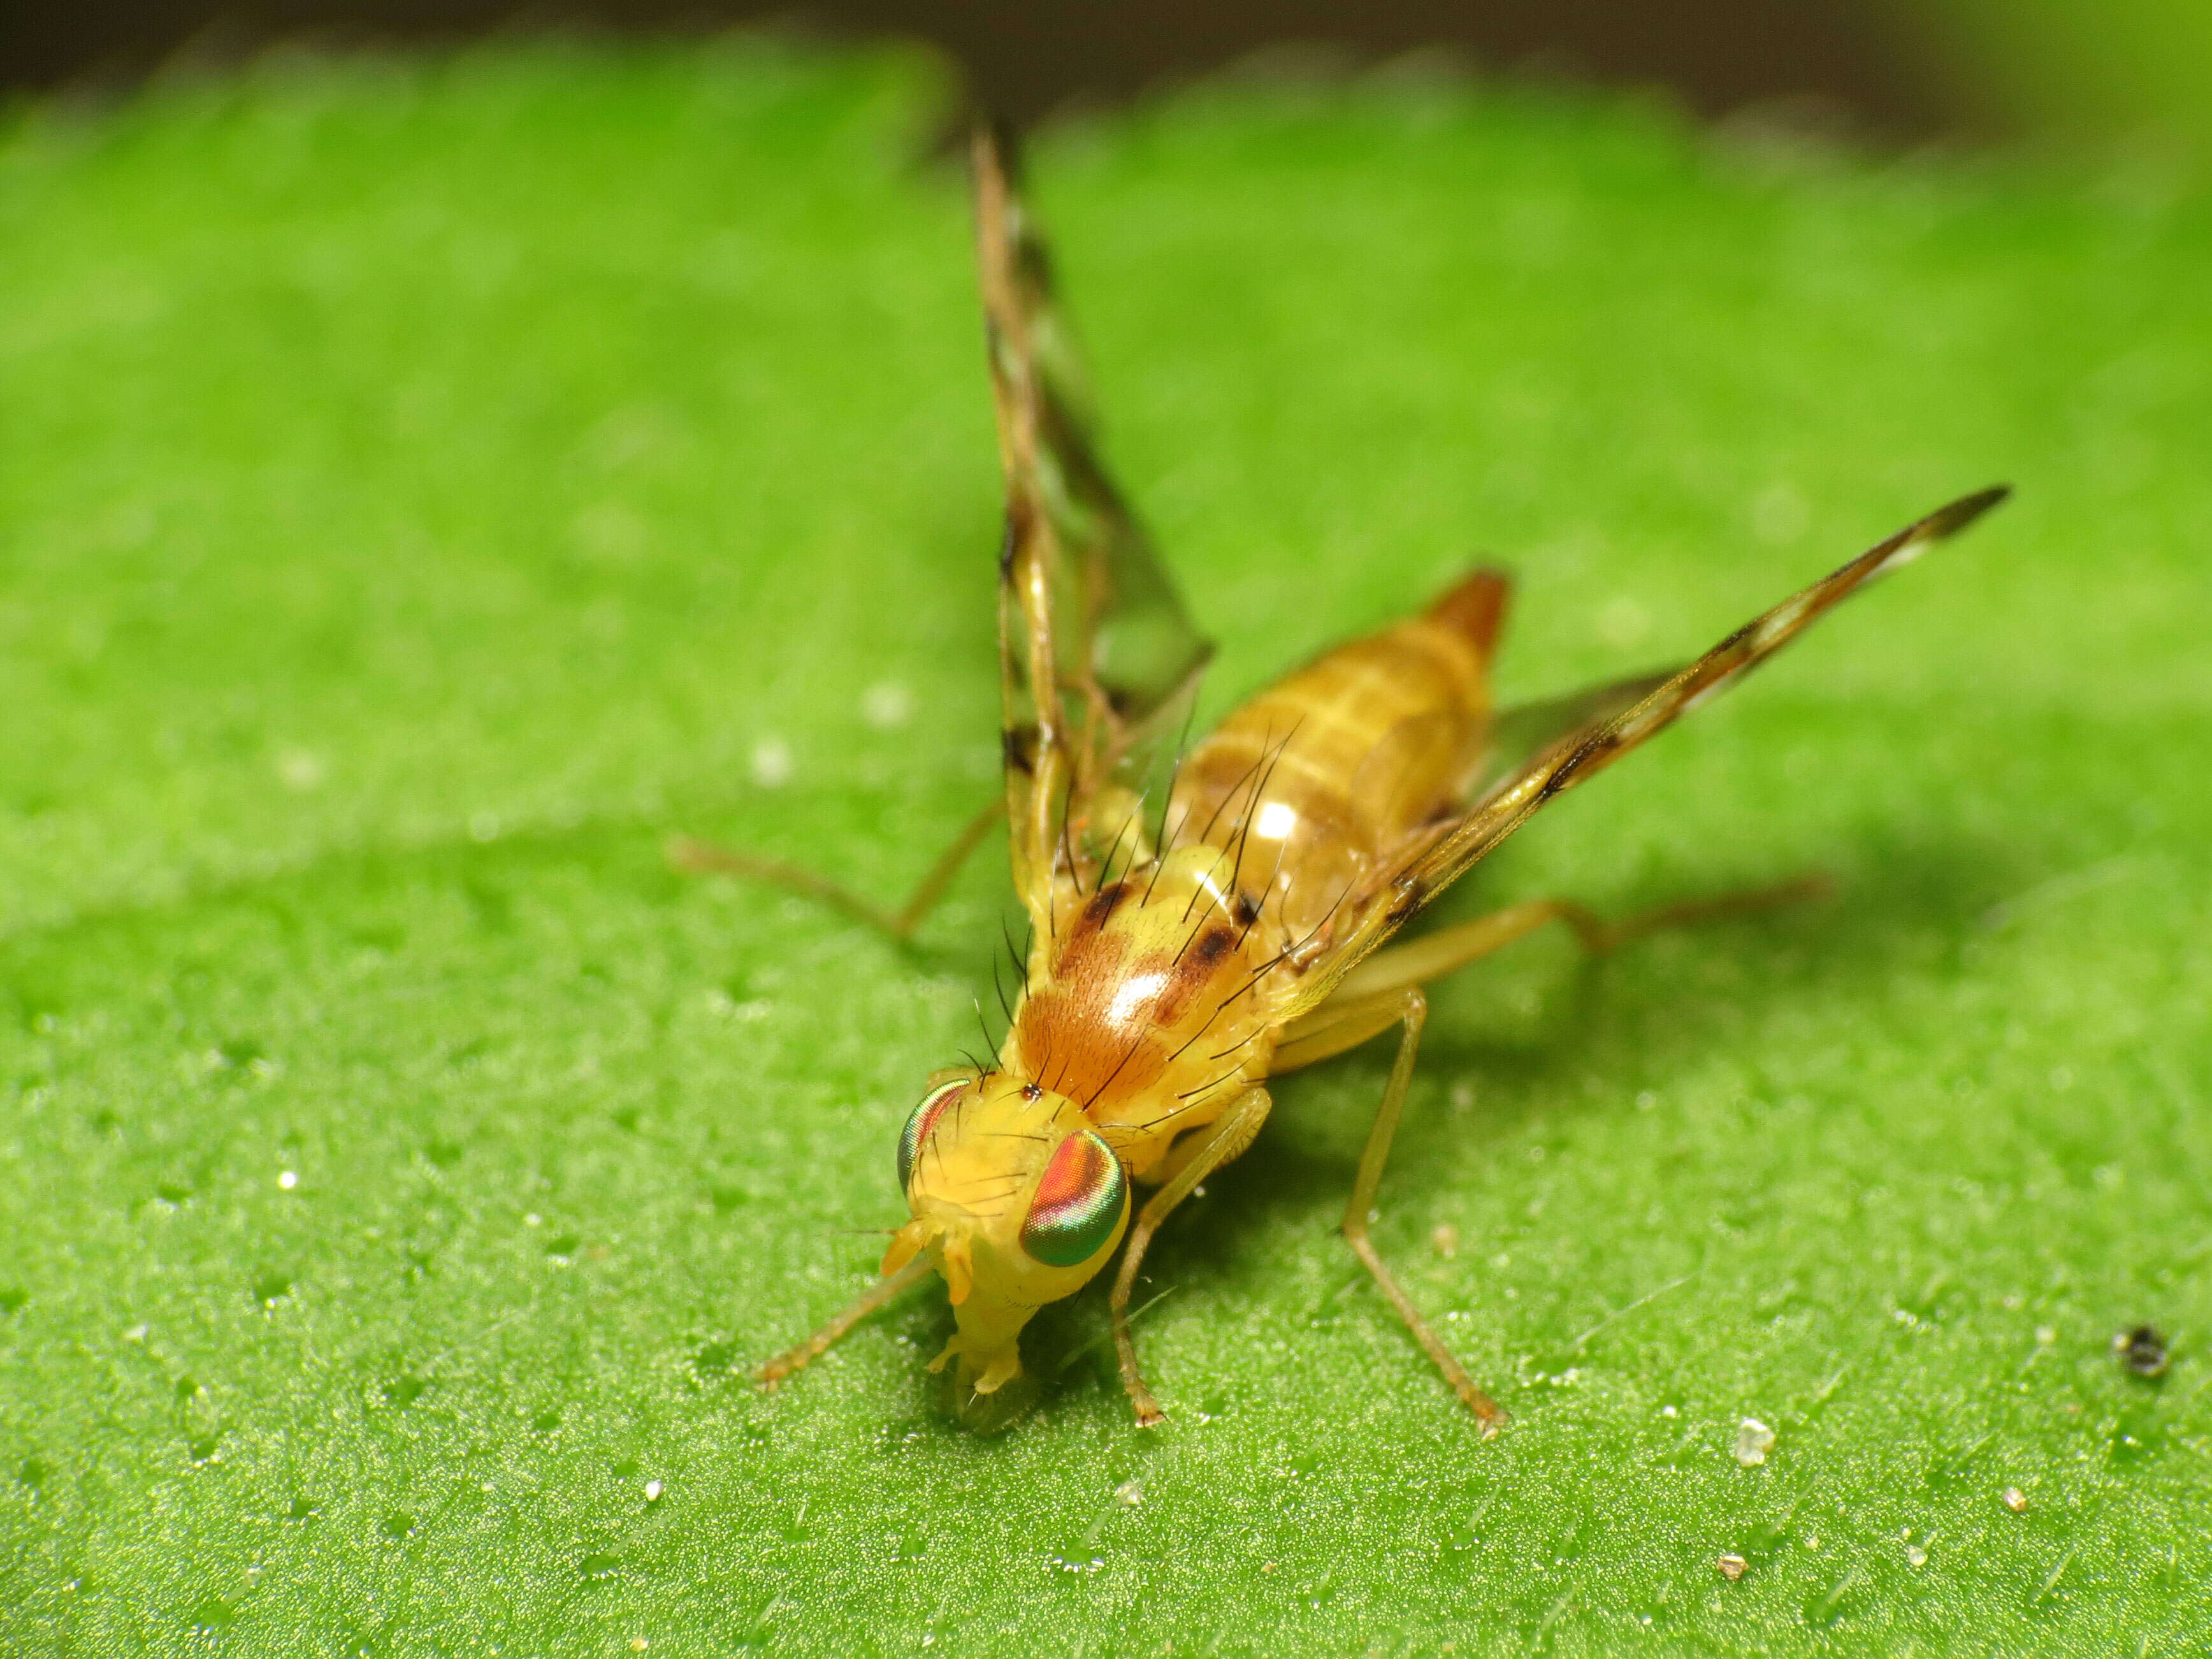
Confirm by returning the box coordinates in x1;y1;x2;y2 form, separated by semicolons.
1110;1086;1273;1428
757;1255;937;1389
669;795;1004;944
1338;988;1510;1435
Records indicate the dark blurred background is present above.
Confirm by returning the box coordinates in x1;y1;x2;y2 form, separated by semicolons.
5;1;2208;153
0;1;1937;131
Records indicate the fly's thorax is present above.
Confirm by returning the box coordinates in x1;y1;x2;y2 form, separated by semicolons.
1007;845;1283;1179
883;1070;1129;1395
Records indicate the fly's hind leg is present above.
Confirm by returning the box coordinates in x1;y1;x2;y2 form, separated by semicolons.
1271;878;1831;1430
669;795;1004;944
1305;875;1832;1023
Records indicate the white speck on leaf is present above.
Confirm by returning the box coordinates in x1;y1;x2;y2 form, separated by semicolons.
275;748;325;792
1734;1418;1775;1467
751;738;793;788
860;683;913;728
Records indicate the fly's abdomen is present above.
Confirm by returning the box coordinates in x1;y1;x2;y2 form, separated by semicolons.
1166;570;1507;941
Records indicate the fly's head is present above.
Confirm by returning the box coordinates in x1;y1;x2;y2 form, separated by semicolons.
881;1069;1129;1406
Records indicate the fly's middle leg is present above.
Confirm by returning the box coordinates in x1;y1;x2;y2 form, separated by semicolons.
669;795;1004;943
1334;987;1511;1434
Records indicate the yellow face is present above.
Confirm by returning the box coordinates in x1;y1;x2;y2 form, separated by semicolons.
881;1070;1130;1400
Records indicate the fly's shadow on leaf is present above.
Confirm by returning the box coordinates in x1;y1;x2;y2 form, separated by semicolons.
1408;827;2032;1089
941;1365;1045;1433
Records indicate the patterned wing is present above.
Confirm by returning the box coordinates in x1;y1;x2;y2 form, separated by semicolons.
1475;669;1677;801
1283;485;2011;1013
974;128;1213;932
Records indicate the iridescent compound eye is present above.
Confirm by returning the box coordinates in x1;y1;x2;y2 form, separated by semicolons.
896;1080;965;1192
1018;1130;1127;1268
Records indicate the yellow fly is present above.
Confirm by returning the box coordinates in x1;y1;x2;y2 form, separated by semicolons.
681;131;2007;1433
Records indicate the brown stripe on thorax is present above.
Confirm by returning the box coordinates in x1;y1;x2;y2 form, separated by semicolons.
1008;883;1275;1119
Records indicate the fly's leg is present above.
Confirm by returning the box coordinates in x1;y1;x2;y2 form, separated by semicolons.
1109;1086;1273;1428
1298;876;1831;1032
669;795;1004;944
757;1255;937;1389
1269;878;1831;1430
1570;874;1832;953
1336;988;1510;1433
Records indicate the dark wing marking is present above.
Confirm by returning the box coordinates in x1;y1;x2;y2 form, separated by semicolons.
1474;669;1677;801
974;128;1212;927
1285;485;2011;1012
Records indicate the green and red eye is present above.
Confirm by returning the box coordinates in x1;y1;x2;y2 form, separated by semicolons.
1018;1130;1127;1267
897;1080;965;1192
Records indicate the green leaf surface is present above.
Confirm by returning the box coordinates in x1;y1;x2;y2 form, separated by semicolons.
3;41;2208;1656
